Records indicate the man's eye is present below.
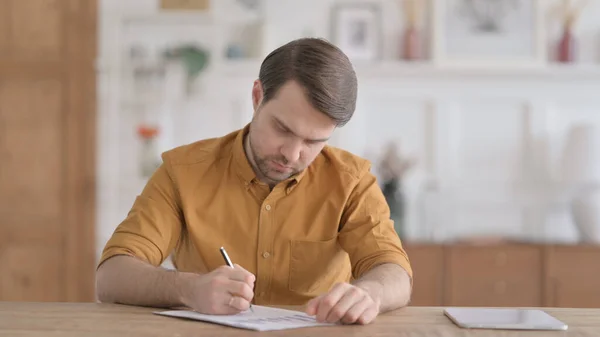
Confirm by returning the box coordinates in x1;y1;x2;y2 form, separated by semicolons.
276;125;287;133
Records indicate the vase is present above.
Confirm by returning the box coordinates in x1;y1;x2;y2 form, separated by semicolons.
401;25;420;61
571;188;600;243
382;178;406;238
140;138;160;178
557;25;577;63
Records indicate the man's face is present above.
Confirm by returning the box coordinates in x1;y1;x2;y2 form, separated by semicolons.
246;80;336;186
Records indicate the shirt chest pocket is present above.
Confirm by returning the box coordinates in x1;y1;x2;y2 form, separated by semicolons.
288;237;351;297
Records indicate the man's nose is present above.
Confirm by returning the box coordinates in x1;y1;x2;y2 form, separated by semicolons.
280;139;302;164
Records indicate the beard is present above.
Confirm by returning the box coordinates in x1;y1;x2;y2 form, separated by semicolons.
247;134;300;184
254;148;299;183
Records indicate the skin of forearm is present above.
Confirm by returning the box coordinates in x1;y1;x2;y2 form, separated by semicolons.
351;263;412;313
96;255;194;308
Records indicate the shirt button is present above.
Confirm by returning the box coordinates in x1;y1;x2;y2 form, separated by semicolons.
265;204;271;211
262;251;270;259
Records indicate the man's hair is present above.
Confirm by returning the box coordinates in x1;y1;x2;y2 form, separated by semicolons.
258;38;357;127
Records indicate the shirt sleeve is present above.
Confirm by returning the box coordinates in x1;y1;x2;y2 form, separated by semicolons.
338;162;413;281
98;162;183;268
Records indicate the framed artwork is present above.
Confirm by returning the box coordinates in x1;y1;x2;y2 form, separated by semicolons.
432;0;546;67
330;2;382;62
160;0;210;10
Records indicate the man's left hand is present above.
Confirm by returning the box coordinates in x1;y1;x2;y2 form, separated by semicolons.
305;283;380;325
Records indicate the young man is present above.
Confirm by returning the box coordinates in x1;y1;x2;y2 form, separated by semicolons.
96;38;413;325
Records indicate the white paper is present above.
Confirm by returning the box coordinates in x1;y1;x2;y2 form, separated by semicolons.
154;305;335;331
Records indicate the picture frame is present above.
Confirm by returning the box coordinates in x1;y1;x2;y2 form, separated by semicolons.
330;2;382;62
160;0;210;11
431;0;546;68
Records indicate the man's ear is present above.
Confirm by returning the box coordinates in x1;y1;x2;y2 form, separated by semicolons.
251;80;264;114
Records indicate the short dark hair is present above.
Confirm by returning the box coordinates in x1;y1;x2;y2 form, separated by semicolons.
258;38;357;127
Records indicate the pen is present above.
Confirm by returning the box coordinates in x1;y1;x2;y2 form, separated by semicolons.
220;246;254;312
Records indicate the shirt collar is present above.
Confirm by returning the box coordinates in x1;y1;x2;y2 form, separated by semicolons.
232;124;257;185
232;124;307;189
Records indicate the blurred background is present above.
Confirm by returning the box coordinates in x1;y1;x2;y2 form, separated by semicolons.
2;0;600;308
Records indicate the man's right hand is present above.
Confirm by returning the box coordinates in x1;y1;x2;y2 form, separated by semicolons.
179;264;256;315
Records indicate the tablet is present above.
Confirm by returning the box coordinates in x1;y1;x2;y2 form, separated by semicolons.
444;307;568;331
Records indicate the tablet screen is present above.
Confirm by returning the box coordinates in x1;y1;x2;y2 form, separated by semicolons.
444;307;568;330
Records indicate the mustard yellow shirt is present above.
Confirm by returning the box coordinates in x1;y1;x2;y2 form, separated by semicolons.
100;126;412;305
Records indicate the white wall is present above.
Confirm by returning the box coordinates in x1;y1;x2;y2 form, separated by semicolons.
96;0;600;261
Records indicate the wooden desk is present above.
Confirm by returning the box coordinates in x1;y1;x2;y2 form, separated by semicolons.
0;302;599;336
